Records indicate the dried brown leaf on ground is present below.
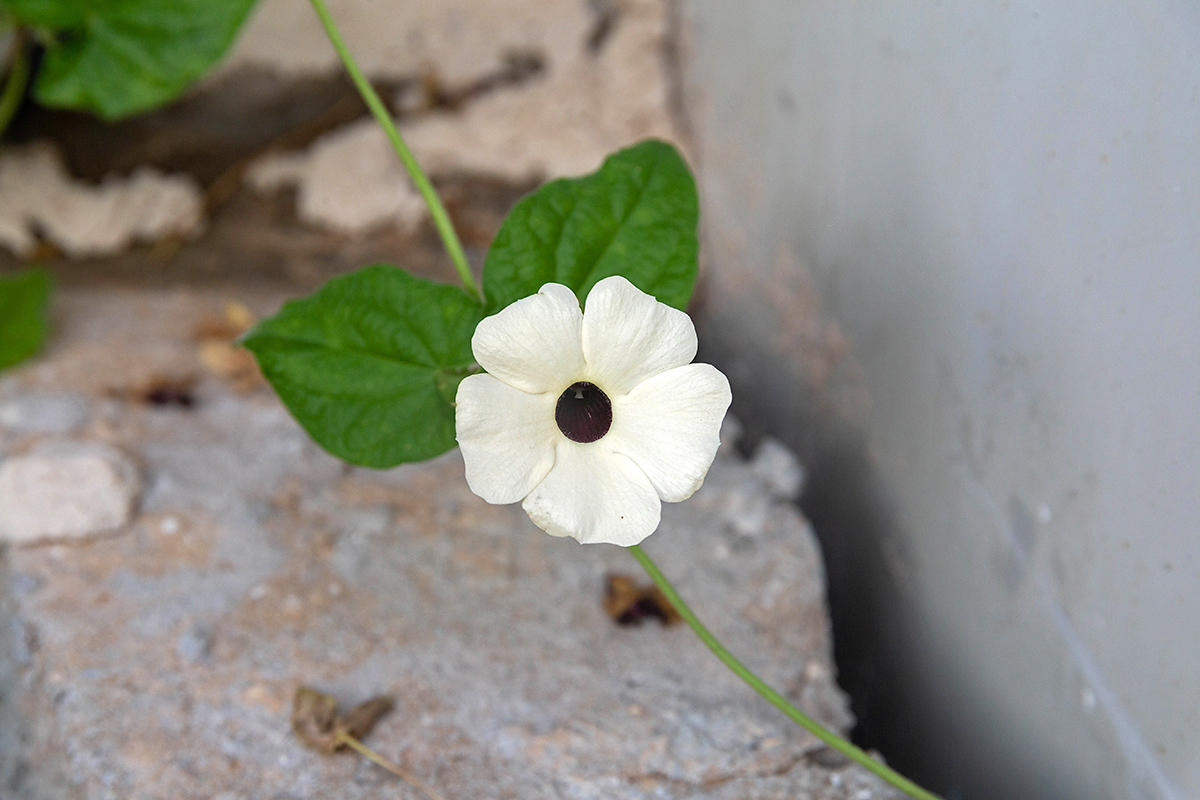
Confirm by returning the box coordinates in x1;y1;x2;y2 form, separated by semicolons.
108;373;199;408
603;573;682;627
194;301;265;391
291;686;344;754
291;686;448;800
291;686;395;754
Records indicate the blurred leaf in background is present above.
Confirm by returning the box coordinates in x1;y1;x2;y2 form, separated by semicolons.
2;0;258;120
0;267;51;370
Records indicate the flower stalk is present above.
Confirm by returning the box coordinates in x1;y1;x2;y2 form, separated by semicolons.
306;0;482;303
627;544;943;800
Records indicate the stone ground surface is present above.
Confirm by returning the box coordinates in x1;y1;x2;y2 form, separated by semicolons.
0;287;901;800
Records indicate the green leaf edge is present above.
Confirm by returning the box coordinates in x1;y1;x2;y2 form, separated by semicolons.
0;267;52;372
482;138;700;315
241;265;483;469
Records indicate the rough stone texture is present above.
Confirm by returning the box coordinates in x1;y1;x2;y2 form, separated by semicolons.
0;393;88;436
0;143;204;258
397;0;682;181
224;0;577;84
0;442;141;544
247;120;429;236
241;0;683;233
751;437;806;503
0;286;901;800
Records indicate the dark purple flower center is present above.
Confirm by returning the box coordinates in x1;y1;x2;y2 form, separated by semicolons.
555;381;612;443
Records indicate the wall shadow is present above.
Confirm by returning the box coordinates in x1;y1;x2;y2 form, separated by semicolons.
700;333;1056;800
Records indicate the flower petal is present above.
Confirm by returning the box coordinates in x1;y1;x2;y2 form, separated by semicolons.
521;440;661;546
607;363;731;503
456;373;558;504
581;275;697;396
473;283;585;393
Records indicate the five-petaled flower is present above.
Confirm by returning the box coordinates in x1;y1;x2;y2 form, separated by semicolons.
455;276;732;546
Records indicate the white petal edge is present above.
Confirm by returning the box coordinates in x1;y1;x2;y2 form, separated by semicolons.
581;275;698;397
607;363;732;503
472;283;585;394
521;440;662;546
456;373;558;504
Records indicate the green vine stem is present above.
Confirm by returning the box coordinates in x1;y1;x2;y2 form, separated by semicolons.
0;28;32;140
627;544;943;800
306;0;483;303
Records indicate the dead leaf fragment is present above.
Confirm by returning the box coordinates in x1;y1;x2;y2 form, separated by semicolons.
192;302;257;340
341;696;397;740
291;686;395;755
109;374;198;408
603;573;681;627
194;302;265;392
198;340;263;390
292;686;341;753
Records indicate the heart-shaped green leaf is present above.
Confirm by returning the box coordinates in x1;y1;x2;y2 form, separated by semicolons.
242;265;484;468
8;0;258;120
483;139;699;314
0;268;52;371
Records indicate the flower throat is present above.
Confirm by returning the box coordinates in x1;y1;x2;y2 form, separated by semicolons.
555;382;612;443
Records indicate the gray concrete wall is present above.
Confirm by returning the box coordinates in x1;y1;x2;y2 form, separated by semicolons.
681;2;1200;799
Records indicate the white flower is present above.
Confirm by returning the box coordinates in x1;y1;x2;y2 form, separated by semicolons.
455;275;732;546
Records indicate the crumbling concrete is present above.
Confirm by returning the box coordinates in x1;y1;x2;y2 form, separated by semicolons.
240;0;683;233
0;143;204;258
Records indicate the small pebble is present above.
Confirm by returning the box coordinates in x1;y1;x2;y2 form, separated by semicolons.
804;660;829;681
176;623;214;664
751;437;805;501
723;482;770;538
0;441;141;544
